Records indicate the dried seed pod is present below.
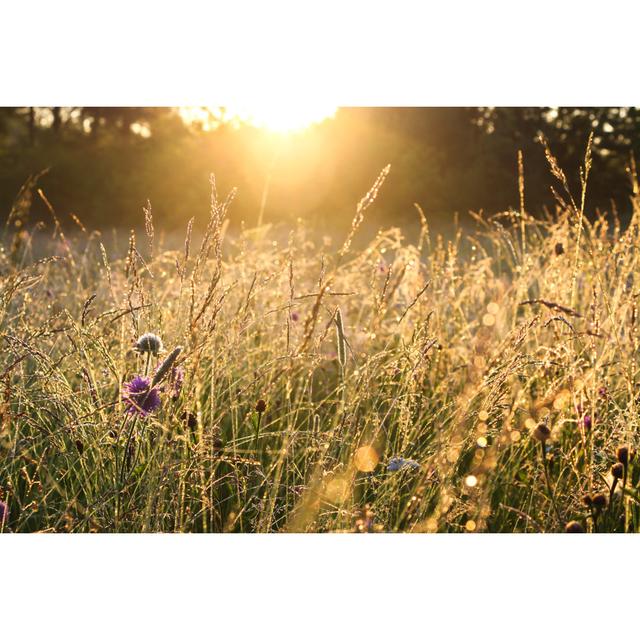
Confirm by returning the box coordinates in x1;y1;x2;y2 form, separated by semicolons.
134;332;164;356
616;446;629;466
181;412;198;431
611;462;624;480
532;423;551;443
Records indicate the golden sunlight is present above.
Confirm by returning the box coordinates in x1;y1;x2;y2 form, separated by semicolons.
226;104;338;133
179;105;337;133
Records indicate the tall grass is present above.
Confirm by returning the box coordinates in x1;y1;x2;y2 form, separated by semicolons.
1;152;639;533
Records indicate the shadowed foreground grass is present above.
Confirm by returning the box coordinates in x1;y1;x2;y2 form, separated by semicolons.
1;158;639;533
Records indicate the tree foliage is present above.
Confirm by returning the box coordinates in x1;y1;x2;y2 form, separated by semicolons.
0;107;637;234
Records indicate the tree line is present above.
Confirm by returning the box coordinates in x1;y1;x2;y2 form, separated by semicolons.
0;107;637;235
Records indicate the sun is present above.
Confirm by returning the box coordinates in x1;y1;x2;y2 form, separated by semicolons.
227;104;338;133
179;105;337;134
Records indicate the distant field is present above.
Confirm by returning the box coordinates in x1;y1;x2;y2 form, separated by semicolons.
1;157;639;533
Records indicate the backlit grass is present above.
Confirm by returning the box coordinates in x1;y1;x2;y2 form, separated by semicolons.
1;152;639;533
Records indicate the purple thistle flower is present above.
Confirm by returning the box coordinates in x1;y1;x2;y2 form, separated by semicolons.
575;402;594;431
290;311;300;322
122;375;161;417
0;500;8;526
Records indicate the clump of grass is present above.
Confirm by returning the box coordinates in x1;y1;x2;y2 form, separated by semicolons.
1;154;640;533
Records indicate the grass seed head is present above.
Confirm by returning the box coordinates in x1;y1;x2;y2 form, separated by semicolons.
152;346;183;387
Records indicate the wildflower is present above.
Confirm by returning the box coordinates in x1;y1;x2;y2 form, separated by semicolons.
554;242;565;256
532;423;551;443
290;311;300;322
168;365;185;400
575;403;594;431
0;500;8;526
387;456;420;472
582;494;593;507
122;375;161;417
134;332;163;356
565;520;585;533
592;493;607;511
255;399;267;414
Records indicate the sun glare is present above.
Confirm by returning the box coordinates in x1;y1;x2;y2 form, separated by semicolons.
228;105;338;133
179;105;337;133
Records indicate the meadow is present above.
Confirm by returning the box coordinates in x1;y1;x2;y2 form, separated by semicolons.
1;144;639;533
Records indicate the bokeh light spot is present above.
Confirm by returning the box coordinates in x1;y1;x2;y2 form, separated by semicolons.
482;313;495;327
354;446;379;472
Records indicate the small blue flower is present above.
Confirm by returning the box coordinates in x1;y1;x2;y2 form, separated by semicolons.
387;457;420;472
